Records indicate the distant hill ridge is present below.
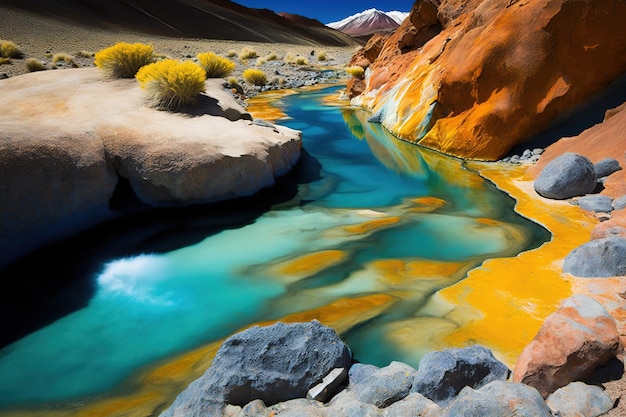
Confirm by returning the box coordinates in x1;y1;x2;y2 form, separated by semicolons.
327;8;410;37
0;0;359;46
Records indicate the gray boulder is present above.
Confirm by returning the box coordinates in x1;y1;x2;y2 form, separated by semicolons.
160;320;351;417
352;361;417;408
326;395;384;417
349;363;380;386
575;195;614;213
563;237;626;277
594;157;622;178
412;345;510;405
546;382;614;417
382;392;442;417
442;381;552;417
534;152;597;199
613;195;626;210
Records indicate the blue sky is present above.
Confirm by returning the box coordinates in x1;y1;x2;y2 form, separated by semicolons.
236;1;415;24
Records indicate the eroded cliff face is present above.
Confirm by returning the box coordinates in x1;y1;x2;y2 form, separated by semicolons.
349;0;626;160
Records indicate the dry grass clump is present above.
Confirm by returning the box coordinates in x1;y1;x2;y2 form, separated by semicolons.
52;53;75;64
226;49;238;58
95;42;155;78
26;58;47;72
76;50;95;58
284;52;309;66
0;39;23;59
0;57;11;65
317;51;328;61
346;65;365;79
239;47;258;60
265;52;278;61
256;57;266;66
243;68;267;86
196;52;236;78
136;59;206;111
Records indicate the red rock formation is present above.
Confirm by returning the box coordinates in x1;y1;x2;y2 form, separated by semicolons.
351;0;626;160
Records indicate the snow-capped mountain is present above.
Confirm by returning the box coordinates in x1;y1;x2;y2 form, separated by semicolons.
327;8;409;37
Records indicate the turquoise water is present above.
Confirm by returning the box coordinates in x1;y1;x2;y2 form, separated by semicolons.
0;86;549;409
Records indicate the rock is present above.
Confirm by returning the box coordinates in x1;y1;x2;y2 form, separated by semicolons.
533;148;545;156
513;295;622;398
0;68;301;268
349;363;381;386
412;345;510;405
327;395;384;417
534;153;597;199
594;158;622;178
575;195;614;213
563;237;626;277
160;321;352;416
613;195;626;210
546;382;614;417
382;392;441;417
350;0;626;160
307;367;348;402
352;361;417;408
442;381;552;417
266;398;326;417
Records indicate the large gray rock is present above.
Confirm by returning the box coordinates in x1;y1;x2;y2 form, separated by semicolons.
546;382;614;417
575;195;614;213
160;320;351;417
348;363;380;386
352;361;417;408
382;392;442;417
442;381;552;417
412;345;510;405
594;157;622;178
0;68;301;268
613;195;626;210
563;237;626;277
534;152;597;199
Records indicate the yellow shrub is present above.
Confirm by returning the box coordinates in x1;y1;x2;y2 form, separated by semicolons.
256;57;266;66
76;50;94;58
26;58;46;72
239;47;258;60
196;52;236;78
0;40;23;58
95;42;155;78
346;65;365;79
284;52;308;66
136;59;206;111
265;52;278;61
317;51;327;61
226;49;238;58
52;53;74;64
242;68;267;86
0;57;10;65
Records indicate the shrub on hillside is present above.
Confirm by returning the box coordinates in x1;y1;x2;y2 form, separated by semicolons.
265;52;278;61
243;68;267;86
197;52;236;78
95;42;155;78
0;57;10;65
136;59;206;111
26;58;47;72
76;50;95;58
346;65;365;79
317;51;327;61
239;47;258;60
0;40;23;59
284;52;308;66
52;53;75;64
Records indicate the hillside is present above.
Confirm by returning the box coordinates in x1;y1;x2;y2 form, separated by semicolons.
0;0;359;46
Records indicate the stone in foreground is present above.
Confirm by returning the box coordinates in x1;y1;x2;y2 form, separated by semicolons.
513;295;622;398
160;320;351;417
575;195;614;213
594;157;622;178
352;361;418;408
412;345;510;405
546;382;614;417
534;153;597;200
563;237;626;277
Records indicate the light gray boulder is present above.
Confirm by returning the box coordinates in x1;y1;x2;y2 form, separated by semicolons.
412;345;510;405
546;382;614;417
613;195;626;210
160;320;351;417
594;157;622;178
326;396;383;417
382;392;442;417
575;195;614;213
442;381;552;417
563;237;626;277
352;361;418;408
534;152;597;199
349;363;380;386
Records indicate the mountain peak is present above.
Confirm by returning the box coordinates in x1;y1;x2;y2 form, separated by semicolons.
327;9;410;37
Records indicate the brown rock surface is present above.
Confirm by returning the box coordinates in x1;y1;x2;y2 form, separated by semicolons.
0;68;301;268
351;0;626;160
513;295;622;399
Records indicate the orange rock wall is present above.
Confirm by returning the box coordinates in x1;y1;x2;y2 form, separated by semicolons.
353;0;626;160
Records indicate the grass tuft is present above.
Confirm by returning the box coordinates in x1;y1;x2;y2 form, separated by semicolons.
26;58;47;72
52;53;75;64
242;68;267;86
284;52;308;66
136;59;206;111
239;47;258;60
265;52;278;61
226;49;238;58
95;42;155;78
256;57;266;66
196;52;236;78
317;51;327;61
76;50;95;58
0;40;23;59
0;57;11;65
346;65;365;79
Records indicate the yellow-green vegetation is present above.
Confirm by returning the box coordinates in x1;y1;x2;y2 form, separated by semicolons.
0;39;23;59
196;52;236;78
256;57;266;66
265;52;278;61
26;58;47;72
317;51;328;61
284;52;308;66
227;76;240;87
242;68;267;86
76;50;95;58
52;53;75;64
239;47;258;60
0;57;10;65
136;59;206;111
95;42;155;78
346;65;365;79
226;49;238;58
